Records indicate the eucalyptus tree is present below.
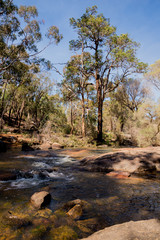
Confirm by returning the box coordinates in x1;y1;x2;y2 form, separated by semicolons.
0;0;63;77
0;0;63;128
62;52;93;136
70;6;147;142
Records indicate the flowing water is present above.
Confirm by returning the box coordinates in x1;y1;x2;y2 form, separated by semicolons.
0;148;160;229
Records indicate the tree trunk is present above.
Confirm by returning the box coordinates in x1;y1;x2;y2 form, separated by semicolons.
97;88;103;143
18;100;25;128
8;106;12;125
15;106;20;125
96;73;103;143
70;100;74;135
120;121;124;132
81;39;86;137
86;88;89;127
0;82;8;129
81;91;86;137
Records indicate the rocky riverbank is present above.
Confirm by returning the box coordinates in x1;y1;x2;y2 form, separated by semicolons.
81;219;160;240
1;142;160;239
79;147;160;179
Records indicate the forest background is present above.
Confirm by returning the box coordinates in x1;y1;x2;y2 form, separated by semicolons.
1;0;160;148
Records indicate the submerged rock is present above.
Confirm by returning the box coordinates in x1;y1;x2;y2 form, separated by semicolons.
67;204;83;220
4;212;31;228
63;199;91;212
77;218;99;234
33;208;53;219
22;224;47;240
49;225;78;240
30;191;51;209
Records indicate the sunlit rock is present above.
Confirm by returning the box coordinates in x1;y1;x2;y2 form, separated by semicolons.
81;219;160;240
39;143;52;150
30;191;51;209
67;204;83;220
52;142;64;149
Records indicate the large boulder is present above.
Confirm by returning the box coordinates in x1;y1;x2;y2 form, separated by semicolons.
81;219;160;240
79;147;160;178
30;191;51;209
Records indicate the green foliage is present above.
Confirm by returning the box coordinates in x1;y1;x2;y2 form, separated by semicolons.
46;26;63;44
0;1;63;130
69;5;147;142
145;59;160;90
0;0;62;82
0;2;156;148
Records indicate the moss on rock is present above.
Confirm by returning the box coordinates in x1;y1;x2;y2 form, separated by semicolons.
49;225;78;240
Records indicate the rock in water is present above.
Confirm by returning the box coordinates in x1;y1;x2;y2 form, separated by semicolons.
67;204;83;220
30;191;51;209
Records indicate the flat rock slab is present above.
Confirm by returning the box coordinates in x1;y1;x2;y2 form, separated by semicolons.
80;147;160;175
81;219;160;240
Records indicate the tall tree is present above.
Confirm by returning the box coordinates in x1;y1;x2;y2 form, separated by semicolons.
70;6;147;142
62;52;93;136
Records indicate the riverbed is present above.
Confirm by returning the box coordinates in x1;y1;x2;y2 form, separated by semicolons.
0;147;160;238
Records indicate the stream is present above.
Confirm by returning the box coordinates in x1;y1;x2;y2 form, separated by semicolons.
0;148;160;236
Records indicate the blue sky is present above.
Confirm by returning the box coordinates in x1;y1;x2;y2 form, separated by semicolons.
13;0;160;96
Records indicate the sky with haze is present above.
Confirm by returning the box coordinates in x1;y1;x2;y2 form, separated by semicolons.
13;0;160;98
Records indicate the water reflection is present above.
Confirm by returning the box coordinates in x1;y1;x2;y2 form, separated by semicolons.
0;148;160;227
